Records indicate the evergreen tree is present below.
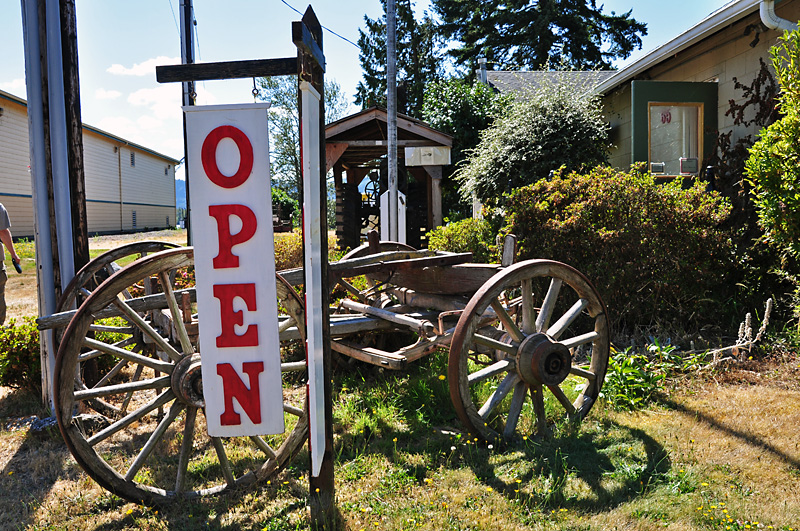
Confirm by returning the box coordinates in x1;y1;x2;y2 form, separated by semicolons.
355;0;442;117
431;0;647;71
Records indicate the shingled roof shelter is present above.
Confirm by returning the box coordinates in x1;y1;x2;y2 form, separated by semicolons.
325;107;452;250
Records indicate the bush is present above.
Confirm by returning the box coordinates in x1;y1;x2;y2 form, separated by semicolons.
273;232;340;272
0;317;41;390
426;217;496;263
454;72;610;208
746;29;800;259
504;165;734;337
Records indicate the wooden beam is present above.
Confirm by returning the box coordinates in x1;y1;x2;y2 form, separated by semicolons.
292;21;326;72
326;142;348;172
155;57;297;83
339;140;435;147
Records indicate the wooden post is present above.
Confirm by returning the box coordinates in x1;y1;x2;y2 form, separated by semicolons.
295;7;335;527
60;0;89;272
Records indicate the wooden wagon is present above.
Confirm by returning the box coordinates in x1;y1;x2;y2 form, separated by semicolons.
38;233;609;505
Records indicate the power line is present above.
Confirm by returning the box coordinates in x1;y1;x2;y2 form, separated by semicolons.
279;0;360;49
167;0;180;32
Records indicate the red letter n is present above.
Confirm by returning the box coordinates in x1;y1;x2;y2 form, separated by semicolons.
208;204;257;269
213;283;259;347
217;362;264;425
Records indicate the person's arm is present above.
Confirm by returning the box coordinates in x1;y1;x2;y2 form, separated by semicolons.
0;228;20;264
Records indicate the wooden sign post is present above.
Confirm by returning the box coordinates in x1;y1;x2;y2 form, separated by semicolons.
157;6;334;527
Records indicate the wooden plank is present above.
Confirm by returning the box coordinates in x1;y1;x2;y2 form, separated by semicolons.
390;263;503;295
292;21;326;72
155;58;298;83
330;339;407;370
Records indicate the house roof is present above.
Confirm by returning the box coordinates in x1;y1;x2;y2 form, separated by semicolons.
325;106;452;167
0;88;181;164
595;0;763;95
487;70;616;96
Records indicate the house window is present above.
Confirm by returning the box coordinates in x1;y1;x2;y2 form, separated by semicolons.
132;211;137;229
648;103;703;176
130;152;136;167
165;165;169;175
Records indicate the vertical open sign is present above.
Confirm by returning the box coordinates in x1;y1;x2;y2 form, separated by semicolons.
184;104;284;437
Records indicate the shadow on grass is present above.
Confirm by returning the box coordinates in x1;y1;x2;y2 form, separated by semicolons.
655;394;800;471
0;387;73;529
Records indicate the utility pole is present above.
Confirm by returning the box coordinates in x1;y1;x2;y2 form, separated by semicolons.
179;0;195;244
386;0;398;241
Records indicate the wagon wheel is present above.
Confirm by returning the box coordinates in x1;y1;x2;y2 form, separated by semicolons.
54;247;308;505
448;259;609;443
57;240;181;312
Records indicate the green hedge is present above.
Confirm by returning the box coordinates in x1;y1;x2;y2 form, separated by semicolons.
504;165;735;336
426;218;496;263
0;317;41;390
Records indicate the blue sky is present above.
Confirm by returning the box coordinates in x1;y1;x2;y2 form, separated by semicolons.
0;0;727;177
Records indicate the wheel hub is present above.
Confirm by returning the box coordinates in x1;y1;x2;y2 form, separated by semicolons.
171;353;205;407
516;333;571;386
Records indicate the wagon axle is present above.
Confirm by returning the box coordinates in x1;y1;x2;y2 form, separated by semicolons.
517;334;572;387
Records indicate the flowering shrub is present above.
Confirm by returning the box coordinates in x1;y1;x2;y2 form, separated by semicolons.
504;165;734;335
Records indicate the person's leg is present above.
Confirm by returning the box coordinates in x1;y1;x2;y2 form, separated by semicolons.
0;265;7;326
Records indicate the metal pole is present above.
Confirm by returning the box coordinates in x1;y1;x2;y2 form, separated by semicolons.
21;0;58;408
386;0;398;241
180;0;195;245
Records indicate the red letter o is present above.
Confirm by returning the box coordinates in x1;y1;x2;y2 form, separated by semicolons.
201;125;254;189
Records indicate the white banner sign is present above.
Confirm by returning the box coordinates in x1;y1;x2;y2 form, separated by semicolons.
184;103;284;437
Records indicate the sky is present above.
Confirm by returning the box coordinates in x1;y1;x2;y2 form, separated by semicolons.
0;0;730;180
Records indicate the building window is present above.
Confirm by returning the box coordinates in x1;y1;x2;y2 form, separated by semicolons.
130;152;135;167
166;216;170;227
648;102;703;176
165;165;169;175
132;211;137;229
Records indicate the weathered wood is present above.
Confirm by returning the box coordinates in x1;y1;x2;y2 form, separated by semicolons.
155;57;298;83
60;0;89;273
389;263;502;295
36;288;197;330
330;339;407;370
292;21;325;73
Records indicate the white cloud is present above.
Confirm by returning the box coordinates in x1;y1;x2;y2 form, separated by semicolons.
128;85;182;120
136;115;162;130
107;56;181;77
95;88;121;100
0;78;26;92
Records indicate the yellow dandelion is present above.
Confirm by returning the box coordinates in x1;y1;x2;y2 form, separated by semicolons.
486;487;493;492
7;471;11;476
393;438;397;442
516;479;522;483
701;482;709;486
315;488;320;493
126;509;133;515
438;375;446;380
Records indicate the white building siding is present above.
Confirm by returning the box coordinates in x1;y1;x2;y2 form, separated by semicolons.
0;90;178;238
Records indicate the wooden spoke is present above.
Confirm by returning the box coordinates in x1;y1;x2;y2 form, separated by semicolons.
569;365;596;381
561;331;599;350
158;271;195;356
88;324;135;334
530;384;548;436
111;296;183;363
490;298;523;342
278;315;297;333
478;372;520;418
503;381;528;438
90;358;129;389
87;389;175;446
335;277;367;304
547;384;576;415
82;337;173;373
535;278;562;332
521;279;535;334
250;436;278;459
468;359;515;384
546;298;589;340
124;401;185;481
284;403;304;417
175;406;198;493
473;333;517;355
78;337;136;362
74;375;172;401
210;437;236;486
119;364;144;416
281;361;306;372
